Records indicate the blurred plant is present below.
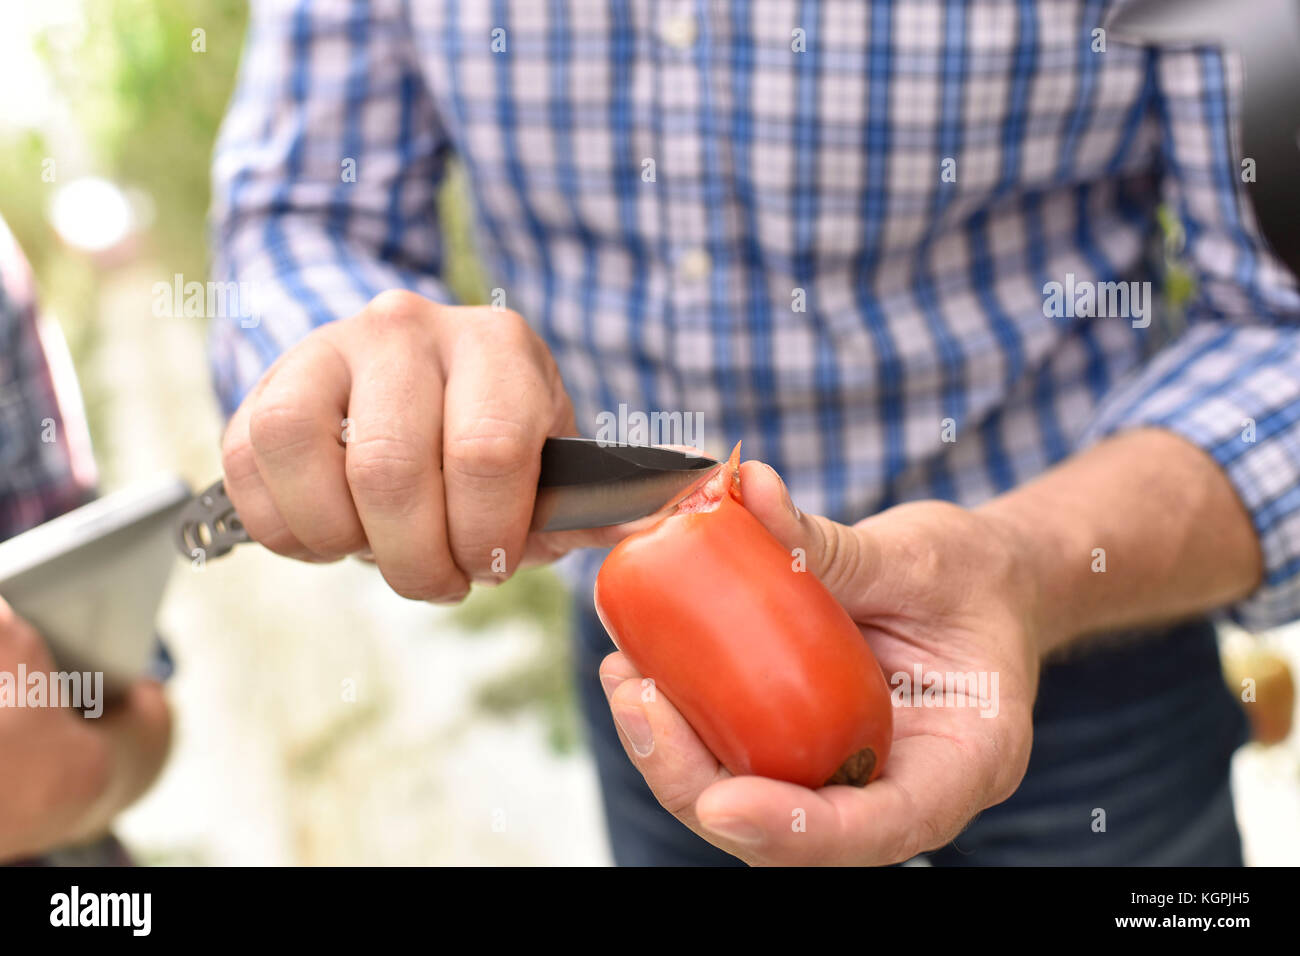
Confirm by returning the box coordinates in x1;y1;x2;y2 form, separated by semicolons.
0;0;248;442
439;162;493;308
36;0;248;280
0;128;101;371
454;567;580;754
1;0;576;751
1157;203;1197;329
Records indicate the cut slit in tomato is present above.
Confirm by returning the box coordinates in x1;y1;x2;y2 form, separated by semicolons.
673;442;743;515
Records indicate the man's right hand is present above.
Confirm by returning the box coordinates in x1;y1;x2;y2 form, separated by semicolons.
222;291;586;601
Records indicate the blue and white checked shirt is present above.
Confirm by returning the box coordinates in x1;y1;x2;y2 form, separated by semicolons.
0;216;94;540
210;0;1300;630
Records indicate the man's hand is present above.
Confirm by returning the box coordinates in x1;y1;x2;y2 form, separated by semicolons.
598;428;1265;865
0;598;171;862
222;291;588;600
599;460;1041;865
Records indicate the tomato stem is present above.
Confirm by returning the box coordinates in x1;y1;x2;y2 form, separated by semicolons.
726;441;743;502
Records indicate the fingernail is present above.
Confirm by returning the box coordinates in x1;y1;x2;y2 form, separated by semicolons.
599;673;624;699
427;591;469;606
781;482;800;520
612;704;654;756
701;816;766;846
765;464;800;520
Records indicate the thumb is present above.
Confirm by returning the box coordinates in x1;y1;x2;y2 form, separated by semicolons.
736;460;881;609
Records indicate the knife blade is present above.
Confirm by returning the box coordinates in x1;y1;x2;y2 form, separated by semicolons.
175;437;720;561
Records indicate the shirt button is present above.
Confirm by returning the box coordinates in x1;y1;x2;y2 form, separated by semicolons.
660;14;697;49
677;248;712;280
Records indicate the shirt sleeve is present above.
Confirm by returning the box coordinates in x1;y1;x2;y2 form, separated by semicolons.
209;0;455;417
0;217;97;538
1081;47;1300;631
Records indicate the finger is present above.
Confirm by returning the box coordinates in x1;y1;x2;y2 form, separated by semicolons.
221;361;320;560
602;637;905;866
736;460;882;611
56;680;172;847
343;308;467;602
441;310;570;584
695;733;983;866
598;652;731;833
0;598;57;673
97;680;173;790
244;333;367;560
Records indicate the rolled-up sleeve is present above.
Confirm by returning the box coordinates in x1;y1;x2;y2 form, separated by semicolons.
1082;47;1300;630
209;0;454;416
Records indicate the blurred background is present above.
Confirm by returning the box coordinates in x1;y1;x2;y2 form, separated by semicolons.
1;0;606;866
0;0;1296;865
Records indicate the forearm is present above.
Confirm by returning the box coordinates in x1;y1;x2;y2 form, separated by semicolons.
208;227;456;417
978;427;1264;655
209;0;452;415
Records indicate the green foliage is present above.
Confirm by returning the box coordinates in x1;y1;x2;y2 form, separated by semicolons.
0;131;58;276
438;163;493;307
0;129;105;435
1157;203;1197;318
0;0;575;749
36;0;249;279
454;567;581;754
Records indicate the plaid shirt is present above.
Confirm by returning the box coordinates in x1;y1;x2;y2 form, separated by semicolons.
210;0;1300;630
0;217;93;540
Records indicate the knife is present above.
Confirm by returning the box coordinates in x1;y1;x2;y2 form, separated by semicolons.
174;437;720;560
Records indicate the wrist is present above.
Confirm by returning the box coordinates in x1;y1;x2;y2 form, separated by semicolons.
974;492;1086;657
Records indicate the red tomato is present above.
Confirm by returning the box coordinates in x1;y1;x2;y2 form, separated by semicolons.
594;444;893;789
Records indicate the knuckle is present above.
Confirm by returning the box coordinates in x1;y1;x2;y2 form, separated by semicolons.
496;309;534;342
451;542;516;584
247;398;317;459
220;444;253;487
462;307;537;354
364;289;433;332
820;525;861;595
219;429;257;483
474;304;527;328
652;777;701;817
303;524;367;560
345;436;428;506
444;420;535;480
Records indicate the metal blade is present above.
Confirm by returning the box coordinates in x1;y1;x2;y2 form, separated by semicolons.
175;438;721;559
531;438;719;532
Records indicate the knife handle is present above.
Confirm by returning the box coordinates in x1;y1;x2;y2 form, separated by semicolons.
176;479;250;560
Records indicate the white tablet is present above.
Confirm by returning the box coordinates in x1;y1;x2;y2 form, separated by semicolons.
0;476;191;693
